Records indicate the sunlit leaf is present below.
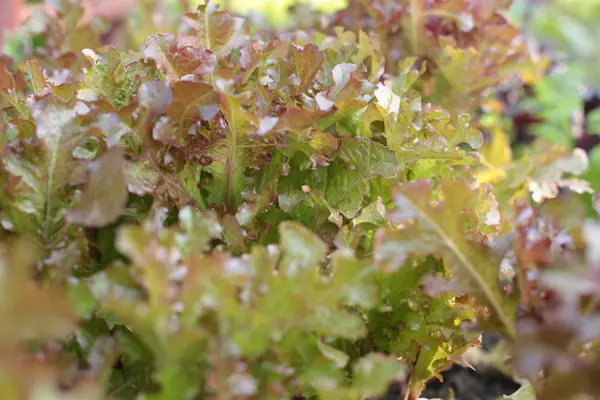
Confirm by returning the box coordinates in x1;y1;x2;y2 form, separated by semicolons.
317;339;349;368
180;2;249;59
144;33;216;82
375;180;518;338
352;353;408;397
278;221;327;277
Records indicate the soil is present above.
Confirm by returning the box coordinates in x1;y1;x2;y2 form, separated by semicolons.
420;365;520;400
377;365;520;400
378;333;521;400
422;333;520;400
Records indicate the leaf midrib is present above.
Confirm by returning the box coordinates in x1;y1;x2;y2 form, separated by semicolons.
405;194;516;340
223;96;237;213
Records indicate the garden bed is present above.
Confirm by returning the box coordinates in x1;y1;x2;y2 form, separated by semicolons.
1;1;600;400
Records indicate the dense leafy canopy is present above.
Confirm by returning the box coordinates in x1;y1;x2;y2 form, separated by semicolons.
1;1;600;400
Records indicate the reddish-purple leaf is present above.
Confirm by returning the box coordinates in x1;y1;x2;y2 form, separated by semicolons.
170;81;220;128
144;33;216;81
292;43;324;95
180;3;248;59
138;81;173;116
66;147;128;227
274;108;334;132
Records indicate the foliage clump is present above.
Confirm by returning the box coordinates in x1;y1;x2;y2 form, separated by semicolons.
1;1;599;400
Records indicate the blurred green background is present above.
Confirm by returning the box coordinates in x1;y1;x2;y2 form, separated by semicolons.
24;0;348;25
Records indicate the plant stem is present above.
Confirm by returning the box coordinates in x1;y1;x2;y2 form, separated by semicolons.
408;0;422;55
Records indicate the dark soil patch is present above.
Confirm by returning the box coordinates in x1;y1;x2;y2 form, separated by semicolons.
421;333;520;400
378;334;520;400
420;365;520;400
377;366;520;400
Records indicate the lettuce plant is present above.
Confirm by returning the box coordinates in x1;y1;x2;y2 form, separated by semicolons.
0;1;599;400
